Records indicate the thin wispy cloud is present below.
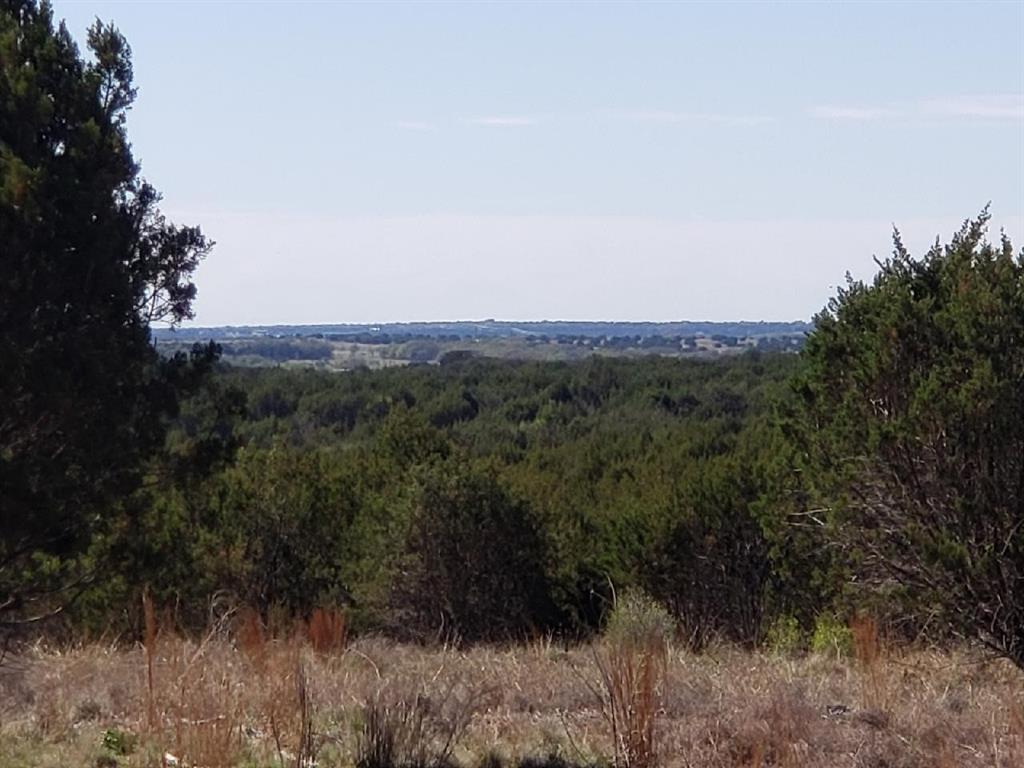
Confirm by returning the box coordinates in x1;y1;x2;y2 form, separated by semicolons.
625;110;775;126
392;120;436;131
808;106;895;121
467;116;538;127
922;94;1024;120
399;98;1021;132
810;95;1023;122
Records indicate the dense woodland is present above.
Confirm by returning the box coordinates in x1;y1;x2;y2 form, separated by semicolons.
59;220;1024;664
70;353;821;645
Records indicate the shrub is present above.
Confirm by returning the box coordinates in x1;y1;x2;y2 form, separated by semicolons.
591;589;671;768
794;210;1024;665
391;461;560;642
763;615;804;656
604;589;674;652
643;458;772;649
355;678;483;768
810;614;852;659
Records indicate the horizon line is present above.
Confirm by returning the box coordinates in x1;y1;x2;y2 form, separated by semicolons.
157;317;815;330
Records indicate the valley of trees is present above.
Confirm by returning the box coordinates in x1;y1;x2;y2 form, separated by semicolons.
11;307;1024;660
69;353;810;644
3;0;1023;671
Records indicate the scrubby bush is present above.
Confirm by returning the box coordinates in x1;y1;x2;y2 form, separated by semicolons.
796;210;1024;665
604;589;675;652
594;589;671;768
392;462;561;642
763;615;804;656
810;614;853;659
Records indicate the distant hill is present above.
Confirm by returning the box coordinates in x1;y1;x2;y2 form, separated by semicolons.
154;319;812;342
153;320;811;369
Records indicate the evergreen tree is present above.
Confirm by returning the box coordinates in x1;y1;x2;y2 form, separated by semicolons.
795;209;1024;664
0;1;213;621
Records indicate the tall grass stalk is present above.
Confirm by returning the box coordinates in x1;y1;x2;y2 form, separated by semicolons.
588;590;671;768
142;588;158;733
850;615;887;713
307;606;347;656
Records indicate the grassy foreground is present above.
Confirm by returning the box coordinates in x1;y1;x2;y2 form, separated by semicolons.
1;626;1022;768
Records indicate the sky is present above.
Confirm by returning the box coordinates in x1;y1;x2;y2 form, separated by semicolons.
53;1;1024;326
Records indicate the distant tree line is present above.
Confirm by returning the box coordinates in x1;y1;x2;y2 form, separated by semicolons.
169;332;805;367
219;338;334;361
154;320;814;344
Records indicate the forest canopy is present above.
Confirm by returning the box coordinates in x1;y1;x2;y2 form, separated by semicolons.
54;214;1023;663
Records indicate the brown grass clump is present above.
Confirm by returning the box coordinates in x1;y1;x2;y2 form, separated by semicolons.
234;606;268;668
728;688;814;768
263;642;319;768
1008;695;1024;766
356;675;490;768
143;607;246;768
850;614;888;714
588;590;671;768
593;644;664;768
164;648;245;768
308;606;348;656
133;599;322;768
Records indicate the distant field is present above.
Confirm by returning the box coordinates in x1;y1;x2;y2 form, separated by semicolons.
154;320;813;342
155;320;808;369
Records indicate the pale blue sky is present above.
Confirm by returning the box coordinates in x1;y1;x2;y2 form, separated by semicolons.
54;1;1023;325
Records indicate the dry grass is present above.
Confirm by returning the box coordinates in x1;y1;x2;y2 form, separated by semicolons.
308;608;348;657
355;676;484;768
850;615;887;715
1;631;1023;768
593;645;662;768
587;635;665;767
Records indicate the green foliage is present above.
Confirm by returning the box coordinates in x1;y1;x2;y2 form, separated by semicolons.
795;209;1024;664
102;728;137;756
1;3;1010;665
604;589;674;651
809;614;852;659
206;446;361;614
642;450;772;649
763;615;804;656
0;1;213;621
393;460;560;642
0;33;1012;661
66;352;810;641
